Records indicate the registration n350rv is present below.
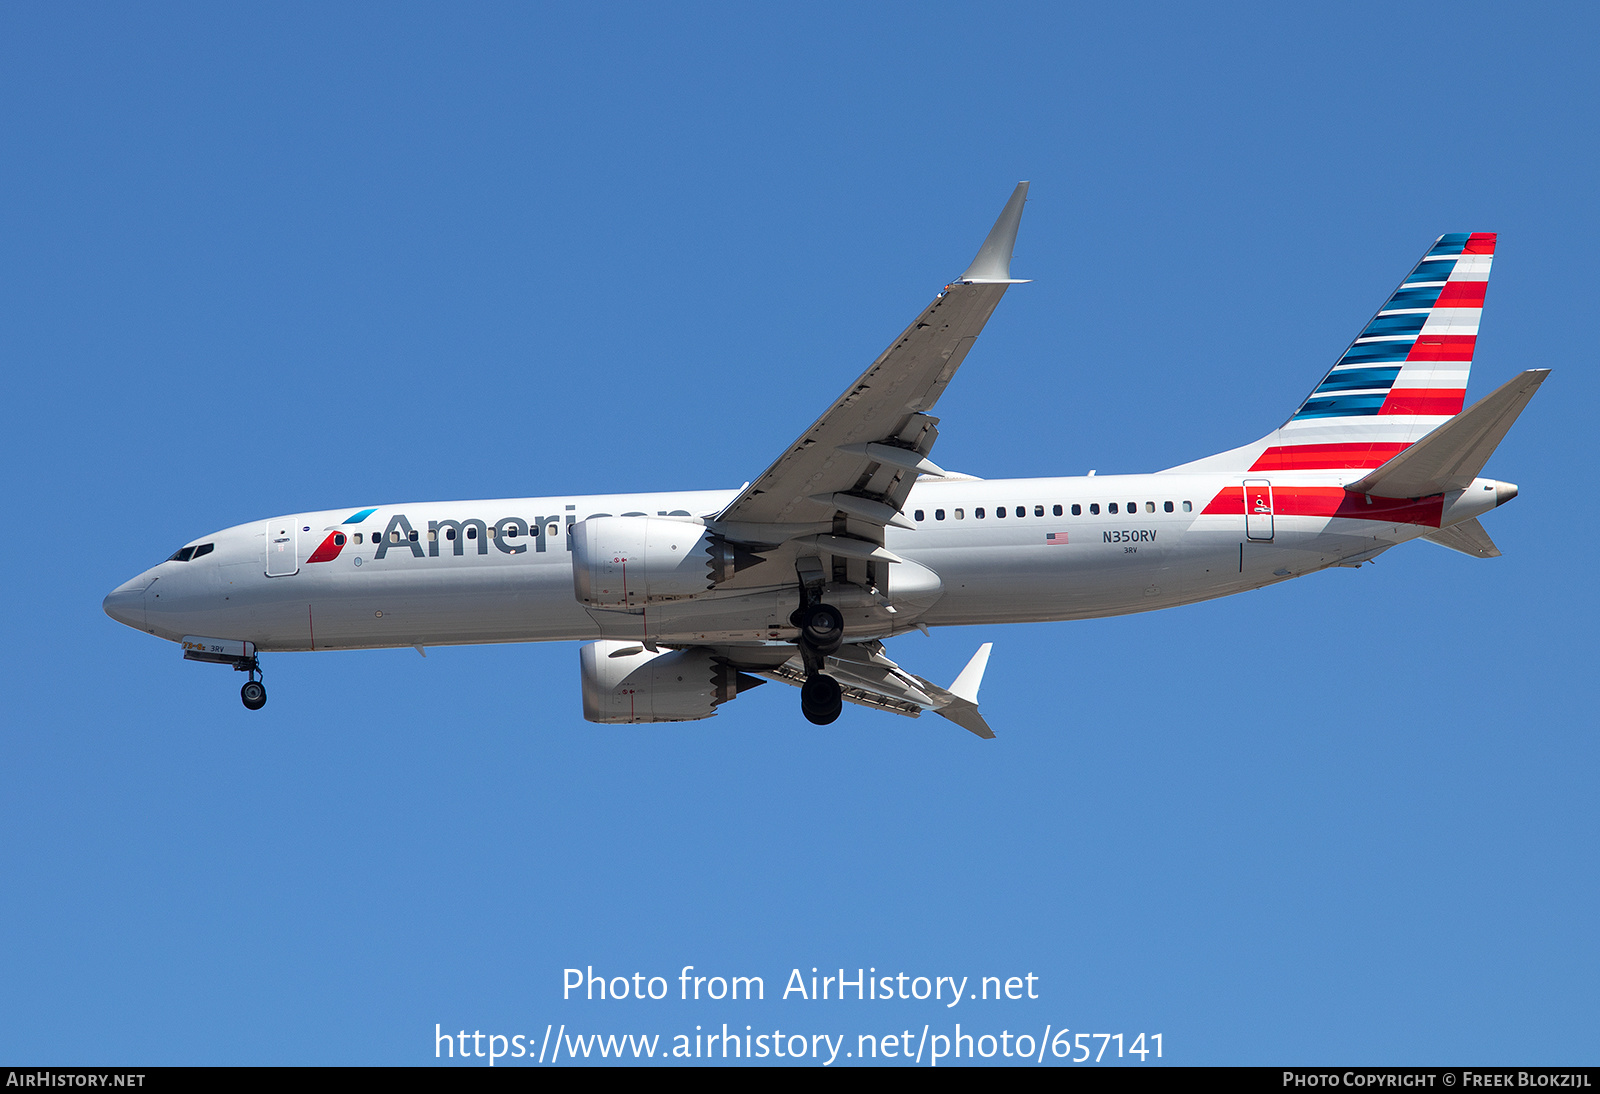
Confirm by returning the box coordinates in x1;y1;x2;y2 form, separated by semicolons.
104;184;1544;735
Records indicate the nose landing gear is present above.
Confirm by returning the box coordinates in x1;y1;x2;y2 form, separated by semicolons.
238;658;266;710
240;678;267;710
180;637;267;710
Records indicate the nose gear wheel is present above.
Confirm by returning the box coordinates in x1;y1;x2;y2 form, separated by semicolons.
237;656;266;710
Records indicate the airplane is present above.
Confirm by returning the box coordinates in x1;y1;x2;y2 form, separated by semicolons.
103;184;1546;736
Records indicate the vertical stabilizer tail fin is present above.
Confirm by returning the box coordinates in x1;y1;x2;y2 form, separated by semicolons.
1165;233;1497;475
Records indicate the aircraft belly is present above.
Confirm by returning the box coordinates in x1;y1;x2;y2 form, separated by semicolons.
222;557;592;650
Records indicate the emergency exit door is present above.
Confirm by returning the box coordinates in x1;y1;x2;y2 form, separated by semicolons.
1243;479;1274;542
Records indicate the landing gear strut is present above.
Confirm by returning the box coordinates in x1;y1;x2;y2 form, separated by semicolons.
791;568;845;725
238;657;266;710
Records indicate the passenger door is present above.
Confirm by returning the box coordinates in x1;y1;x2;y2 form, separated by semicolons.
265;521;299;577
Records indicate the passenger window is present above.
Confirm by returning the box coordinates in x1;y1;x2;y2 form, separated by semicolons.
996;506;1006;518
1052;504;1062;516
332;535;345;548
975;508;985;519
915;510;925;521
1034;505;1045;517
429;530;438;542
1109;503;1118;514
1164;501;1174;513
1012;506;1022;518
548;523;560;536
1071;504;1081;516
390;531;401;543
408;530;419;542
1127;501;1136;512
466;527;477;540
954;508;964;520
446;528;456;540
1089;503;1100;515
1145;501;1155;513
1182;501;1193;512
354;533;363;545
505;527;518;538
935;509;946;521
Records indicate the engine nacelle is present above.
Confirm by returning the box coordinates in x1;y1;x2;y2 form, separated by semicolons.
579;640;763;724
572;517;713;608
572;516;763;608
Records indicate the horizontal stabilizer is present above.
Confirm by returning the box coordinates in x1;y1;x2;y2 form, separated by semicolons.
1422;518;1501;558
1346;369;1549;498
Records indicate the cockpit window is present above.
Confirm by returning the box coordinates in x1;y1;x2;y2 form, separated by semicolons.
167;543;214;562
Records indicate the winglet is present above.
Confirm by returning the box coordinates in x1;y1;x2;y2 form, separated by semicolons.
957;183;1030;284
948;642;993;703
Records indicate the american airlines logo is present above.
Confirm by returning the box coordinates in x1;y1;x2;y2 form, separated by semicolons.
369;511;692;561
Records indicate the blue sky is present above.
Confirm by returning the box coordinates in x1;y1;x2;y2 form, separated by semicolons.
3;2;1595;1066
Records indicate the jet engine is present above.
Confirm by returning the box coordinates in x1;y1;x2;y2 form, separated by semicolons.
571;516;761;608
579;640;764;724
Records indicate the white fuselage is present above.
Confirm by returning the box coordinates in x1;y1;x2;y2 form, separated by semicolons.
103;470;1510;653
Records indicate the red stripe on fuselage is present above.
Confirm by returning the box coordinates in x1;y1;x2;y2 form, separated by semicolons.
1203;486;1442;527
1378;388;1466;416
1248;442;1410;472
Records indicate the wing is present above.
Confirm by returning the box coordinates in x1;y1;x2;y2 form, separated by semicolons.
752;640;998;739
713;183;1030;544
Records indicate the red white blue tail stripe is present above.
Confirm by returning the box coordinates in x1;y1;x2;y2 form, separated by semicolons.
1166;233;1496;475
1291;233;1494;425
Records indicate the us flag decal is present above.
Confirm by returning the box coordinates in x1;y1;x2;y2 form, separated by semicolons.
1045;532;1067;545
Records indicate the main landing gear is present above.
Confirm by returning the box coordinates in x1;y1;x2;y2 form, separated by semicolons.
238;657;267;710
800;672;842;725
791;596;845;726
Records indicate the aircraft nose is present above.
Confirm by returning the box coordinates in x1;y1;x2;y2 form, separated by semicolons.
103;575;152;631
